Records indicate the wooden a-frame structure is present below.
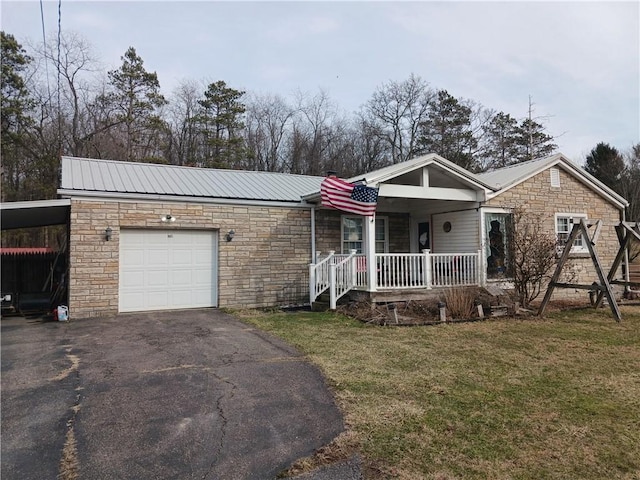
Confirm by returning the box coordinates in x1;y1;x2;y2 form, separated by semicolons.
537;219;637;322
593;222;640;308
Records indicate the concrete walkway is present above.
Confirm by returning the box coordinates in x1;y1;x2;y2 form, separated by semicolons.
1;309;347;479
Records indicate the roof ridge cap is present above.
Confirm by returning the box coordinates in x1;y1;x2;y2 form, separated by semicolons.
63;156;324;179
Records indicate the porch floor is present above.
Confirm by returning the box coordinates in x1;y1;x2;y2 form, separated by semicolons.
349;287;452;305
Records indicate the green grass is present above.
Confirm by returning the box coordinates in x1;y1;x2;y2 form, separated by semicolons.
236;306;640;479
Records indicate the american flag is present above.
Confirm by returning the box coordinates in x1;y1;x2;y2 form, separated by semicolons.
320;176;378;216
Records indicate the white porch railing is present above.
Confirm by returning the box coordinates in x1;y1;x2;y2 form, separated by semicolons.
375;251;482;289
329;250;358;310
310;249;483;309
427;252;481;288
309;250;335;303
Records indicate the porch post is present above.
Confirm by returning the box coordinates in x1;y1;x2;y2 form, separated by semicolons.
422;249;432;289
350;249;357;287
309;263;315;304
365;216;377;292
329;262;337;310
477;249;486;286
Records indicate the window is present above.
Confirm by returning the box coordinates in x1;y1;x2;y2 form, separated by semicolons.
341;216;388;254
485;212;512;278
555;214;587;253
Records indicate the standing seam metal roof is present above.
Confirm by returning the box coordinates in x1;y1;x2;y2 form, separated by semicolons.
60;157;324;203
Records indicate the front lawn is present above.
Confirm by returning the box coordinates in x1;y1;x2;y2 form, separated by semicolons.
237;305;640;479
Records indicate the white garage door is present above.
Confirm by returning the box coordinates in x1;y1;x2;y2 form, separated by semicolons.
119;229;218;312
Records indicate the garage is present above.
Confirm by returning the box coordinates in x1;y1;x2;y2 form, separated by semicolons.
119;229;218;312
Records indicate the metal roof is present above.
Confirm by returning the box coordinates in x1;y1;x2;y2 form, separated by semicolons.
0;199;71;230
477;153;628;208
59;157;324;203
476;154;562;189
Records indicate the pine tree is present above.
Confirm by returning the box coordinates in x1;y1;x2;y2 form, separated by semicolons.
479;112;519;170
584;142;625;190
105;47;167;161
419;90;478;170
195;81;246;168
1;31;35;201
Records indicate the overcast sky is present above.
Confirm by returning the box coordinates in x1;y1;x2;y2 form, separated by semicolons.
2;1;638;164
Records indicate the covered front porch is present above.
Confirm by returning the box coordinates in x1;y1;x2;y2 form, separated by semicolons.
310;250;485;309
305;155;511;309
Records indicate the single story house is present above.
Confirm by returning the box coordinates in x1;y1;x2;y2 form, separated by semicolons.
28;153;629;317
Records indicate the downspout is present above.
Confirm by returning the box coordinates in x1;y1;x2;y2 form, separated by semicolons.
622;208;630;294
311;206;316;263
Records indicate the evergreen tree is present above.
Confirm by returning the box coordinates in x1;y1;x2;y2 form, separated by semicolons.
419;89;478;170
584;142;625;190
479;112;519;170
515;118;557;162
196;80;246;168
1;31;35;201
105;46;167;161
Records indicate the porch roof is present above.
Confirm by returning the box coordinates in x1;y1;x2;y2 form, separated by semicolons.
302;153;496;203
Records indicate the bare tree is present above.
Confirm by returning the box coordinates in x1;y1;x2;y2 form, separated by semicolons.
510;207;565;308
619;144;640;223
244;93;294;172
286;89;343;175
166;79;203;165
36;32;103;157
362;73;433;164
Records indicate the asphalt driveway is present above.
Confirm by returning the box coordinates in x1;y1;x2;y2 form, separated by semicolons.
1;309;344;480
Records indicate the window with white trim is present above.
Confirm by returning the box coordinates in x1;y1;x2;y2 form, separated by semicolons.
341;216;388;254
555;213;588;253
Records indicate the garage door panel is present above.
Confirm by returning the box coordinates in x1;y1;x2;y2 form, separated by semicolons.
172;249;193;266
121;271;144;288
147;270;169;287
148;250;170;266
171;269;193;287
192;268;213;285
119;230;218;312
121;250;144;266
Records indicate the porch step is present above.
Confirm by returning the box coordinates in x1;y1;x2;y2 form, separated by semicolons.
312;291;350;312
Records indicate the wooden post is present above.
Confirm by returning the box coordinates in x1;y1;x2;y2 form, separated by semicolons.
596;223;640;307
538;222;582;316
438;302;447;323
580;219;621;322
538;219;622;322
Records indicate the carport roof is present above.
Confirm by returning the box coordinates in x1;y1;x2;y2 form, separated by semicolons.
59;156;324;203
0;199;70;230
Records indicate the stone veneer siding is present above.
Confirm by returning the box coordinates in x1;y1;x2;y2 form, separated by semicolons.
485;167;624;297
69;198;312;318
314;210;410;254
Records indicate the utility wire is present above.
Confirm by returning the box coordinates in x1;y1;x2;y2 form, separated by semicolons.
39;0;52;104
57;0;62;156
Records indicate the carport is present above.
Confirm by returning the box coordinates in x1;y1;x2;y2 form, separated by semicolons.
0;199;70;315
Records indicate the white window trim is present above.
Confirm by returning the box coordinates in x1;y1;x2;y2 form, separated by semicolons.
341;215;389;254
555;213;588;254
